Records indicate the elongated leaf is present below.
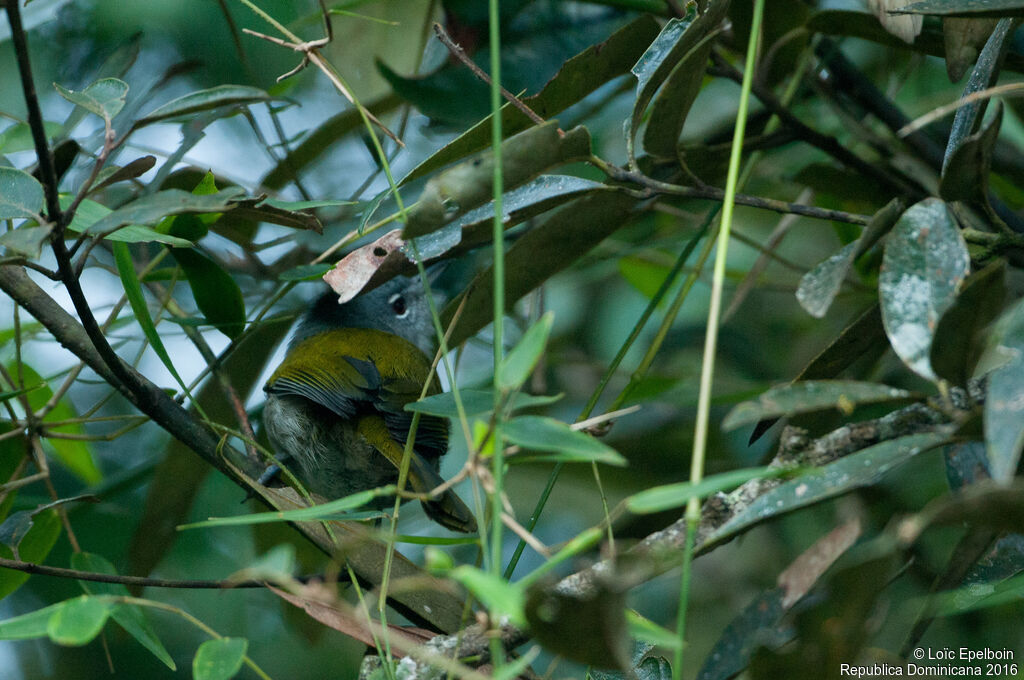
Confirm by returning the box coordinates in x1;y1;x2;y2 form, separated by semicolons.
113;242;187;394
0;122;62;154
405;389;561;418
71;552;175;670
64;198;193;246
879;198;970;381
170;249;246;340
92;155;157;193
278;263;333;282
627;466;796;514
193;637;247;680
46;596;110;646
796;242;858;319
179;486;397;528
940;102;1002;202
703;432;949;549
499;312;555;392
723;381;917;431
136;85;276;126
400;15;659;185
449;566;525;626
943;18;1015;172
984;297;1024;482
54;78;128;122
86;188;245;236
0;167;45;219
401;123;592;239
930;259;1007;385
899;0;1024;15
504;416;626;466
0;600;65;640
0;225;53;259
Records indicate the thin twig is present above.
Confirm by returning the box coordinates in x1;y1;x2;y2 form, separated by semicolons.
432;22;550;131
0;557;270;589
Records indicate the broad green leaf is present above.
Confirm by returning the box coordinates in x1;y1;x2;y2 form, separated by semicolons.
0;167;45;219
405;389;562;418
179;485;397;528
625;611;681;651
0;509;60;600
499;312;555;392
54;78;128;122
723;381;917;431
46;596;110;646
64;198;193;246
703;432;950;550
899;0;1024;15
401;123;591;239
0;122;62;154
619;254;674;301
0;599;67;640
12;364;100;484
193;637;247;680
400;15;659;185
136;85;275;126
449;566;525;626
930;259;1007;385
407;175;609;260
0;225;53;258
879;198;970;381
71;552;175;670
940;102;1002;202
278;263;333;281
86;188;245;236
983;297;1024;482
627;466;795;514
113;242;187;394
504;416;626;466
170;248;246;340
629;5;700;141
943;18;1015;172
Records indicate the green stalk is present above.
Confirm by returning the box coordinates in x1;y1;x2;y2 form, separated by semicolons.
675;1;764;676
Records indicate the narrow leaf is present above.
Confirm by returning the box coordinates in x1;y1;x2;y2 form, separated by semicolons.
179;486;398;528
170;249;246;340
86;188;245;236
627;466;796;514
504;416;626;466
983;297;1024;482
449;566;525;626
405;389;562;418
499;312;555;391
137;85;276;126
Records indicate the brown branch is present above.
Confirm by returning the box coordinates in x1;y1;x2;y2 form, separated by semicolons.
0;557;268;589
432;22;550;131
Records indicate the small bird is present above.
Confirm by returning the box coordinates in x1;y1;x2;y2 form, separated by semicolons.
262;276;477;533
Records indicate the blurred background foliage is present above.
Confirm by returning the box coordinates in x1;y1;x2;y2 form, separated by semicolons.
2;0;1024;678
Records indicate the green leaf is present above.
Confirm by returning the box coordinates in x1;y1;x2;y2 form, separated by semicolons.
627;466;796;514
46;596;110;646
930;259;1007;385
0;509;60;601
169;248;246;340
136;85;276;127
114;242;188;394
192;637;248;680
879;198;970;381
940;102;1002;202
70;552;175;670
796;242;858;319
12;364;101;484
0;167;45;219
723;381;917;431
405;389;562;418
278;263;333;281
54;78;128;122
499;312;555;392
64;198;193;246
400;15;659;185
983;297;1024;482
504;416;626;466
448;566;525;626
703;432;950;550
629;5;700;140
626;611;682;651
0;121;62;154
943;18;1015;172
0;224;53;258
401;123;592;239
898;0;1024;16
179;485;397;528
86;188;245;236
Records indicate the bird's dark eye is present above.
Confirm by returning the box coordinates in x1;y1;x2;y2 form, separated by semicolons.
388;293;408;318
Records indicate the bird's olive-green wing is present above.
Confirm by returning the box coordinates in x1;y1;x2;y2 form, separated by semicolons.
265;328;448;458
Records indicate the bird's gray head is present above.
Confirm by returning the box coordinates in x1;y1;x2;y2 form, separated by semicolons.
292;276;436;356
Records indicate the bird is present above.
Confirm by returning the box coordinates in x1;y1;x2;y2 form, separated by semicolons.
261;276;477;533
